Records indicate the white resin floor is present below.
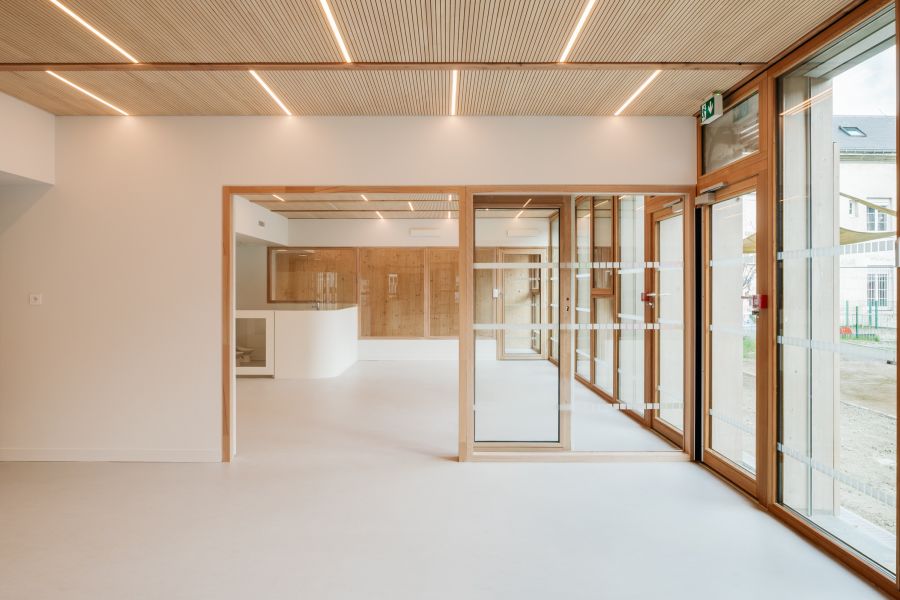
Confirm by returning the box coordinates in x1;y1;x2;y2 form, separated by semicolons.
0;361;887;599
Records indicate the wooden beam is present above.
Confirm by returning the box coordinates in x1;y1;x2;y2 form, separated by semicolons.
0;61;764;72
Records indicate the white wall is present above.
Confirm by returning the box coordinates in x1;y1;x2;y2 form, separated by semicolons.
0;115;694;462
0;92;55;185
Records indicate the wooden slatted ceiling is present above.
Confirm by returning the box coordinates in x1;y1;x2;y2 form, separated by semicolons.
0;0;340;63
327;0;587;62
0;68;751;115
572;0;856;63
1;0;855;64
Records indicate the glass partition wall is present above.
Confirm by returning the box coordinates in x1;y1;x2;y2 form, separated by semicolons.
469;193;687;453
777;5;897;575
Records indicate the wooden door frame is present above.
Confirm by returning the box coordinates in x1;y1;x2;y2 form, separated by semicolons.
460;185;695;462
700;176;764;497
222;185;466;464
646;201;689;448
496;247;550;361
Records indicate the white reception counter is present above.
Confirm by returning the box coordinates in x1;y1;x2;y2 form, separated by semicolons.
237;304;358;379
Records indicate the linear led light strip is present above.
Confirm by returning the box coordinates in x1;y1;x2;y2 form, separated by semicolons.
49;0;138;63
614;70;662;116
781;88;832;117
319;0;352;63
249;70;292;116
450;69;459;116
46;71;128;115
559;0;597;62
272;194;286;202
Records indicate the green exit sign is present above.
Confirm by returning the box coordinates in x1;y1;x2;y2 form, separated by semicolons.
701;93;723;125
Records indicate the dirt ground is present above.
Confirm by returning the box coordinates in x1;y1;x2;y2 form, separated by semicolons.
838;357;896;534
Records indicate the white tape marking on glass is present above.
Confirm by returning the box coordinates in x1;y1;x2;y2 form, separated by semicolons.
708;409;755;435
777;239;895;261
709;255;756;268
777;335;896;363
709;324;756;337
777;443;896;507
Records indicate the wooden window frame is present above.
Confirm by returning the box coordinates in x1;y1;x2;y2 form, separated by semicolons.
697;0;899;593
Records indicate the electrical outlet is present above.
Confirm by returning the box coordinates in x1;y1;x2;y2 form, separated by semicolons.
29;293;42;306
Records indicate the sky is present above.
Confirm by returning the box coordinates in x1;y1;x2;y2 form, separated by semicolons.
832;46;896;116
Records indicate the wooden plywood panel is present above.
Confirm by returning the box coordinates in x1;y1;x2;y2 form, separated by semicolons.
0;0;125;63
625;70;753;116
0;0;340;63
427;248;459;337
0;70;280;115
328;0;586;62
359;248;425;337
269;248;358;303
460;69;652;116
267;70;449;115
474;247;497;339
572;0;856;63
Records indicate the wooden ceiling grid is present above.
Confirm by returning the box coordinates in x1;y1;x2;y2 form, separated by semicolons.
0;0;857;115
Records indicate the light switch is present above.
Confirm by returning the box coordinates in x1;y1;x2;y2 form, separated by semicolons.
29;293;42;306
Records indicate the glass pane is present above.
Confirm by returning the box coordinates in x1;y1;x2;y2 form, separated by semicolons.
576;198;592;379
268;247;357;305
550;217;560;360
235;317;267;367
656;215;684;431
618;195;645;415
593;196;615;291
594;297;614;394
778;5;897;572
358;248;425;337
427;248;459;337
702;93;760;174
474;206;559;442
710;193;757;473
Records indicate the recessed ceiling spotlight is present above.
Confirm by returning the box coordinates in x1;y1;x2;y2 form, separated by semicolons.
559;0;597;62
614;70;662;116
45;71;128;115
249;70;292;116
49;0;139;63
319;0;352;63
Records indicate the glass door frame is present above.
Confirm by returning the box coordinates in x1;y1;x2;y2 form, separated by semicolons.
700;176;771;498
459;186;696;460
466;194;572;453
647;199;688;447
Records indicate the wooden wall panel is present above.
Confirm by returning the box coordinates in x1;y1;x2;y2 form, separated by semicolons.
427;248;460;337
359;248;425;337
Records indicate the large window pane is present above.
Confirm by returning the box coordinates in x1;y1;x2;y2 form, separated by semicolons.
777;5;896;573
268;247;357;304
656;215;684;431
702;93;760;174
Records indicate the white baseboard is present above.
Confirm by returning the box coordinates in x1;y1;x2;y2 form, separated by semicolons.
0;448;221;462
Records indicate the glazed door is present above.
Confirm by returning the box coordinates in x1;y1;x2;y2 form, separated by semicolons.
702;180;764;495
647;205;686;445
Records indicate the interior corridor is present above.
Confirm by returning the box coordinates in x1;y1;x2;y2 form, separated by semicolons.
0;361;883;599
